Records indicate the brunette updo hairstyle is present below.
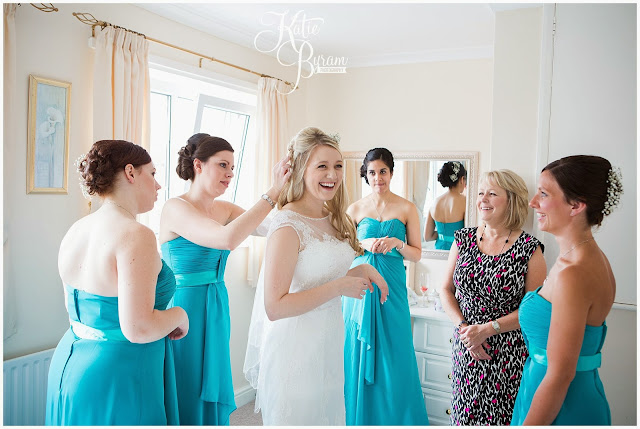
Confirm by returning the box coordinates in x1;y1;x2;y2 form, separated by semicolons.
360;148;394;185
438;161;467;188
542;155;615;227
77;140;151;196
177;133;234;181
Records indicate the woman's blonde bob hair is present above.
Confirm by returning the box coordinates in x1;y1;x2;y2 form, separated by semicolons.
479;169;530;230
278;127;363;256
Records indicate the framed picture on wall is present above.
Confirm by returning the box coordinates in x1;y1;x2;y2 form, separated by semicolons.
27;75;71;194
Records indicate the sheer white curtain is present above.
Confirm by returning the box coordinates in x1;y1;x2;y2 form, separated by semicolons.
246;78;289;286
3;3;17;340
93;26;150;149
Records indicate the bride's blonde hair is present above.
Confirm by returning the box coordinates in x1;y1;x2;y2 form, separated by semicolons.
278;127;363;256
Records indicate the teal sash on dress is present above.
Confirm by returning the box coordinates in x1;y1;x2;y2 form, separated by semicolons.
174;271;220;287
171;268;229;404
528;344;602;371
437;233;455;244
69;320;128;342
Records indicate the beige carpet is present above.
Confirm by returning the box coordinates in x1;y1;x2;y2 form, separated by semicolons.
230;400;263;426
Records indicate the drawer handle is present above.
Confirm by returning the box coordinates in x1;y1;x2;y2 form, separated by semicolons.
449;338;453;344
446;409;452;415
447;373;452;380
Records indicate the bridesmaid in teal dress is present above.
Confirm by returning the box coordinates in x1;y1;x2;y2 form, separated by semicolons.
511;155;620;425
47;140;188;425
159;134;290;425
424;161;467;250
343;148;429;425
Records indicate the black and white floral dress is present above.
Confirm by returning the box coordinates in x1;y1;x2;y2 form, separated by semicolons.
450;227;542;426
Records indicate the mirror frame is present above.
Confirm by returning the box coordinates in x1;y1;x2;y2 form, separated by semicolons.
343;151;479;259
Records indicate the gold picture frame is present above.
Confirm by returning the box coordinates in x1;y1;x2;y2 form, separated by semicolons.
27;75;71;194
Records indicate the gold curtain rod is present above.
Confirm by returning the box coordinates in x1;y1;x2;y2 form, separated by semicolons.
72;12;294;89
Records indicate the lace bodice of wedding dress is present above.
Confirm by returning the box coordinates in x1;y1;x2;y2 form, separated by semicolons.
244;209;356;426
273;209;355;295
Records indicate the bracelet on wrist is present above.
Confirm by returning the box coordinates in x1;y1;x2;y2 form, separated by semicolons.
397;240;405;250
261;193;275;208
456;320;468;329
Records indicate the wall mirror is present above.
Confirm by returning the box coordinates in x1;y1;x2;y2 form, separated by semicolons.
343;151;478;259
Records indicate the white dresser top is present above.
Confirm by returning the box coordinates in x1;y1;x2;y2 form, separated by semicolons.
409;305;451;323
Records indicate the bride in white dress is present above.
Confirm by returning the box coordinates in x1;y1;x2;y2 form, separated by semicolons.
244;127;389;425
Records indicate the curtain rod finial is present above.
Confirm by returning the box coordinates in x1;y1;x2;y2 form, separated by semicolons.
32;3;58;13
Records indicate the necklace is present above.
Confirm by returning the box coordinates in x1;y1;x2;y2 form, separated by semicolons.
369;195;389;222
479;224;512;255
106;200;136;219
561;237;594;258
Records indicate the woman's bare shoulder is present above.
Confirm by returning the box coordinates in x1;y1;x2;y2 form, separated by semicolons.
347;198;367;219
163;195;194;212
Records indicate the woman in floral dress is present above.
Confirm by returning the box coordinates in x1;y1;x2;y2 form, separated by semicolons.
439;169;546;425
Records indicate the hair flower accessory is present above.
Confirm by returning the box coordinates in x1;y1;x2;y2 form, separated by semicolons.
74;153;91;199
602;166;623;216
449;161;462;182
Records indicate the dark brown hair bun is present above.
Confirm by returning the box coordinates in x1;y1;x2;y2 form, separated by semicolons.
438;161;467;188
176;133;234;181
77;140;151;196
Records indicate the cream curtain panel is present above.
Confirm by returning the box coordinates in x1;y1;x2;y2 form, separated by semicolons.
344;160;363;206
3;3;17;341
93;26;150;149
246;77;289;286
403;161;430;234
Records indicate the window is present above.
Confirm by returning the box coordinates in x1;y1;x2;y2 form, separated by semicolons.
142;64;257;237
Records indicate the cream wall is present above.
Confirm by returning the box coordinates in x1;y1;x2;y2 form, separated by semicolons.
290;60;494;173
3;3;300;398
490;7;543;233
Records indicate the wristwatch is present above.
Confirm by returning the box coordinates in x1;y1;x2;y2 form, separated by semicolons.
491;319;501;335
261;193;275;208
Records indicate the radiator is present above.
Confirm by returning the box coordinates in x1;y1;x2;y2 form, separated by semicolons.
3;348;54;426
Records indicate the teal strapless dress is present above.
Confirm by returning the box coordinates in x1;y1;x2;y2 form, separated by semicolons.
45;260;179;425
161;236;236;425
434;219;464;250
342;218;429;425
511;286;611;425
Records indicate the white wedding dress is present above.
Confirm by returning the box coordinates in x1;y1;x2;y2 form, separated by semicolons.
244;209;355;426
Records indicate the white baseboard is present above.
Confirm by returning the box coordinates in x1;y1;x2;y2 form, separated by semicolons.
234;384;256;408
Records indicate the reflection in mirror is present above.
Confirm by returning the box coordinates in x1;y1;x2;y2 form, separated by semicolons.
423;161;467;251
343;152;478;259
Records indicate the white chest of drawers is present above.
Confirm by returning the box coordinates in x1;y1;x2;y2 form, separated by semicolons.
410;306;454;426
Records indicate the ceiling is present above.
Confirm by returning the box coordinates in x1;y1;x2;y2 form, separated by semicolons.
135;3;541;68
